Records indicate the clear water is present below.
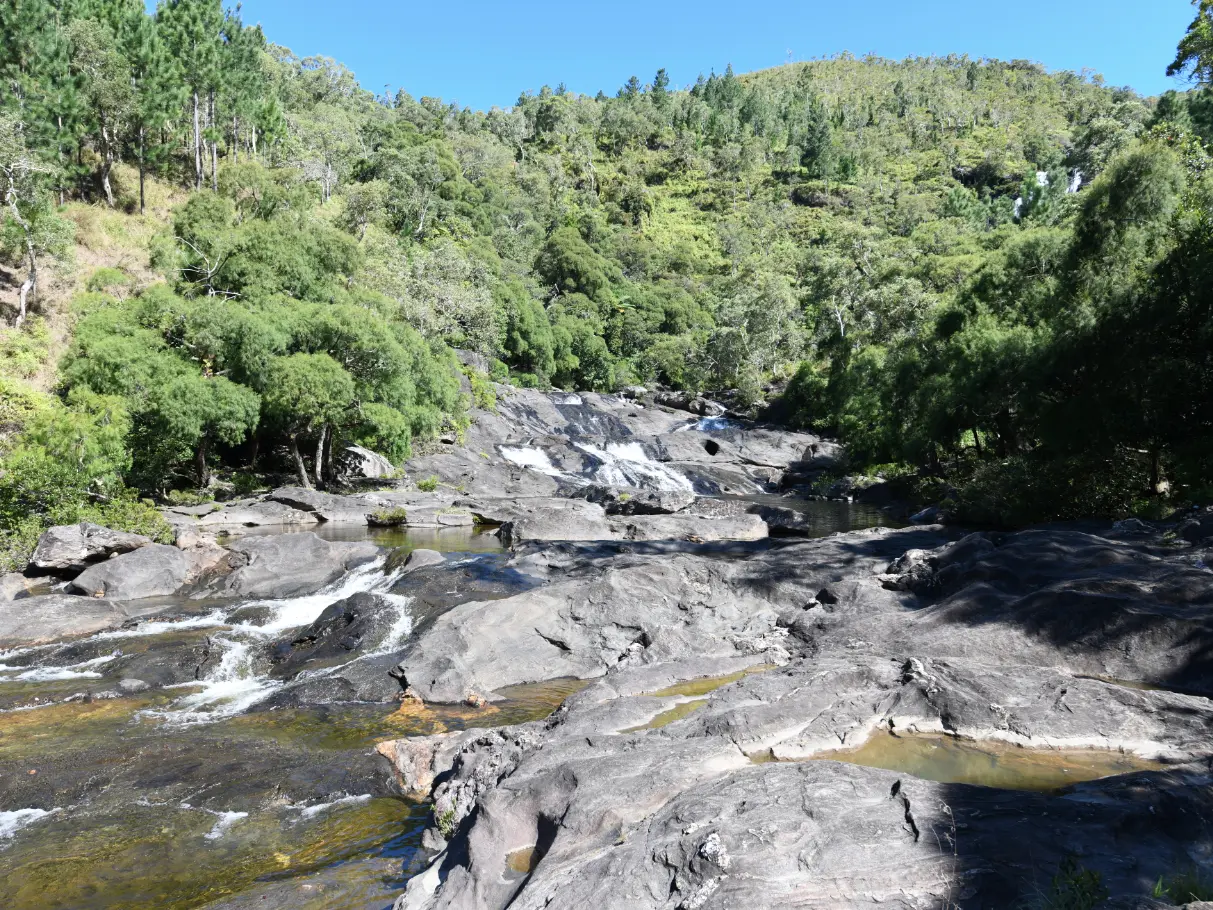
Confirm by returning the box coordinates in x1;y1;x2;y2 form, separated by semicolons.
0;527;523;910
755;730;1163;792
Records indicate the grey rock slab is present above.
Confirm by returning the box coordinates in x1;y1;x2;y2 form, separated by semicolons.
0;572;39;601
195;500;321;530
0;595;173;646
395;525;950;704
197;533;379;599
401;758;1213;910
390;650;1213;910
28;522;152;576
863;529;1213;694
496;500;613;546
67;544;192;600
607;513;768;542
268;486;356;514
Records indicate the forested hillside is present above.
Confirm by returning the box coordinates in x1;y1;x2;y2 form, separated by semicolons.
3;0;1213;568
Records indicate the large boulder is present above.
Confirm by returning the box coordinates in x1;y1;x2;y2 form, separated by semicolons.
496;500;614;547
195;500;320;530
652;390;727;417
198;532;379;599
345;445;396;480
269;591;408;674
28;522;152;576
67;544;192;600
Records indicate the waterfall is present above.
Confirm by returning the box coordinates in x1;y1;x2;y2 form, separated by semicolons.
576;441;693;492
501;446;569;478
152;557;411;725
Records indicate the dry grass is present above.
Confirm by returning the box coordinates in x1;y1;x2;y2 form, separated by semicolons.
0;172;184;393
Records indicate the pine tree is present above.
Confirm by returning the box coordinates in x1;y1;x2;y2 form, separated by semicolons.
157;0;222;190
124;12;179;213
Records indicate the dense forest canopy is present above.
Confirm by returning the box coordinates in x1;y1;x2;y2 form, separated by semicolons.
2;0;1213;567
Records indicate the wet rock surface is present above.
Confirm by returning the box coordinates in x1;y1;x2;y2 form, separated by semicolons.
8;387;1213;910
384;523;1213;910
196;533;380;599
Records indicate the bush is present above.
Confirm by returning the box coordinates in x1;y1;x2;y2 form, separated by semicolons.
1154;868;1213;904
416;475;440;492
368;506;408;526
952;451;1152;527
0;322;52;381
1029;858;1108;910
86;267;133;294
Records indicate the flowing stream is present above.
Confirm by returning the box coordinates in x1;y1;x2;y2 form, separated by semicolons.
0;504;898;909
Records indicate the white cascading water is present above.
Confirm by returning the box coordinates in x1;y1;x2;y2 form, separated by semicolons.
0;652;120;683
0;808;59;840
297;793;372;819
500;446;569;478
151;557;412;726
576;441;693;493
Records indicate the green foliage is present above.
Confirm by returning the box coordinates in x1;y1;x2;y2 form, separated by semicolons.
435;807;457;839
416;475;439;493
86;267;134;293
463;365;498;411
1153;867;1213;904
0;320;52;381
1025;858;1108;910
368;506;408;527
0;387;170;571
952;452;1153;527
6;2;1207;526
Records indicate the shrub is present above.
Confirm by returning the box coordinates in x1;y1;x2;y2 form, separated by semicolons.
86;267;133;294
1029;858;1108;910
1154;868;1213;904
952;451;1152;528
368;506;408;527
416;475;440;492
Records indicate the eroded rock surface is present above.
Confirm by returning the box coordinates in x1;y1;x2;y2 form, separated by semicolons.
28;522;152;576
196;533;379;599
383;524;1213;910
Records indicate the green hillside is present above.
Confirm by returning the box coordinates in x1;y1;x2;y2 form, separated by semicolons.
3;0;1213;567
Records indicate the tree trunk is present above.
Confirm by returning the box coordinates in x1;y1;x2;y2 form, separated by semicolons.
210;90;218;192
972;427;982;458
232;116;239;165
193;90;203;190
314;425;327;488
290;434;312;489
1150;448;1168;496
4;183;37;329
100;126;115;208
138;126;146;216
195;436;211;488
57;115;65;206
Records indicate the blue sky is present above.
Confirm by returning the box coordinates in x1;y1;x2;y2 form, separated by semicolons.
222;0;1196;109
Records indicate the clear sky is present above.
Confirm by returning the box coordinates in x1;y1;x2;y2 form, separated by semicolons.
221;0;1197;109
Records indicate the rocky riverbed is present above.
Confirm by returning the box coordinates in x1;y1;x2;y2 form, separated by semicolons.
2;388;1212;909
